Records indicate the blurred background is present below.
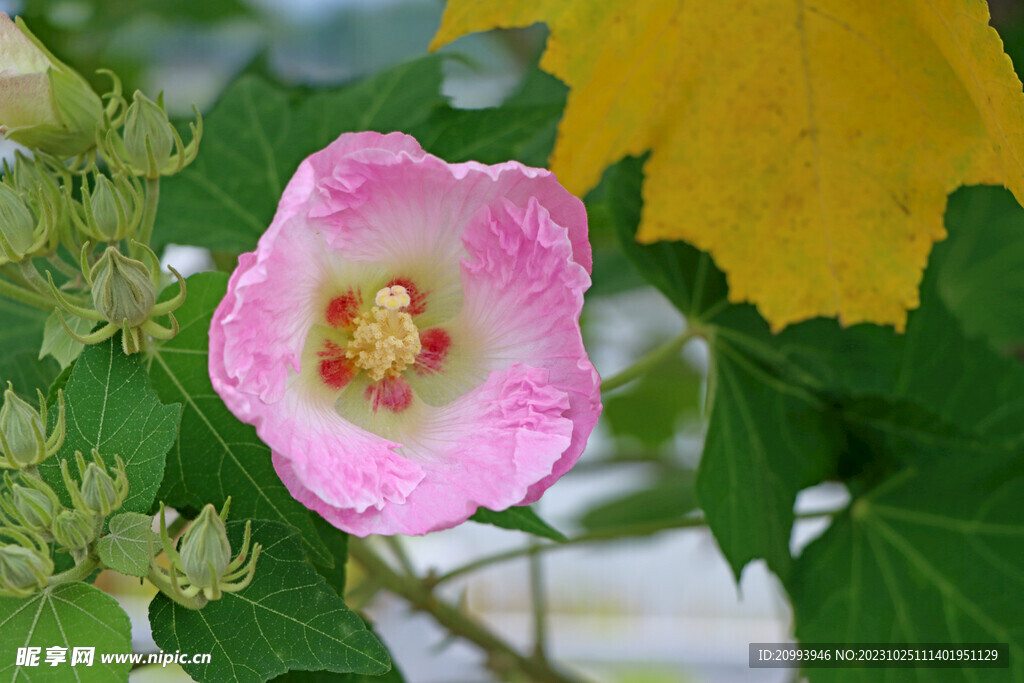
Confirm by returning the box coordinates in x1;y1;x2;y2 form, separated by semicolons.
2;0;1022;681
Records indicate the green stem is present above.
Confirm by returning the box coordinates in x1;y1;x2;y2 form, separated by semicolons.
349;540;587;683
385;536;417;576
18;260;51;294
0;272;56;311
132;176;160;258
434;516;710;587
600;328;698;393
146;564;208;610
47;554;99;586
46;252;81;280
1;263;33;288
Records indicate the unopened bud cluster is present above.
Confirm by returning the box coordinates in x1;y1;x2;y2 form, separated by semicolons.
0;12;200;357
0;15;261;609
0;386;261;605
0;392;127;596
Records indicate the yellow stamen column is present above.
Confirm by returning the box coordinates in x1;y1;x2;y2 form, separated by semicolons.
345;286;422;381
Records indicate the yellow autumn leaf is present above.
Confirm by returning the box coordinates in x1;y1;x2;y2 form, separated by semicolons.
431;0;1024;330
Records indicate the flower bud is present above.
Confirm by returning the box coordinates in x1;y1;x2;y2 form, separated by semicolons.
7;151;54;195
0;386;43;468
77;174;140;242
51;508;96;551
0;14;103;157
179;503;232;590
61;449;128;520
79;461;119;516
123;91;174;178
10;482;61;532
90;247;156;327
0;384;65;470
0;543;52;597
0;182;42;264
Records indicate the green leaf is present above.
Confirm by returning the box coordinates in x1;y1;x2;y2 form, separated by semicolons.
45;362;74;408
838;396;984;474
697;344;841;580
471;505;567;542
0;582;132;682
272;656;405;683
155;57;446;255
147;273;330;564
412;103;563;168
38;312;91;369
679;218;1024;582
149;520;391;682
308;514;349;597
707;278;1024;447
97;511;158;577
790;447;1024;682
39;339;180;514
603;354;702;447
578;469;698;533
270;624;405;682
934;185;1024;350
0;298;58;397
2;352;59;401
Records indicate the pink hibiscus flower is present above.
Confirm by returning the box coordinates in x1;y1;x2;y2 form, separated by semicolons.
208;132;601;536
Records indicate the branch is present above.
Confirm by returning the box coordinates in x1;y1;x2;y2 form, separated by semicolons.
600;328;699;393
348;540;589;683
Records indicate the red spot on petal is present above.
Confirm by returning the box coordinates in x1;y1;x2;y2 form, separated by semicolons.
415;328;451;375
318;340;354;389
319;357;354;390
326;289;361;328
365;376;413;413
387;277;427;316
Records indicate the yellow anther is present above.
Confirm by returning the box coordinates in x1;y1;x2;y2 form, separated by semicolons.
375;285;411;310
345;308;421;381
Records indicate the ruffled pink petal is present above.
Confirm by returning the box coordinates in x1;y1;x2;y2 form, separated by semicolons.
300;131;591;278
278;364;573;536
456;197;602;503
262;389;423;514
210;208;321;411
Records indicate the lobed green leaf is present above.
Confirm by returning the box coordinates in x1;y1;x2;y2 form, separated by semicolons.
149;520;391;682
39;338;180;514
0;582;132;682
97;511;158;577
